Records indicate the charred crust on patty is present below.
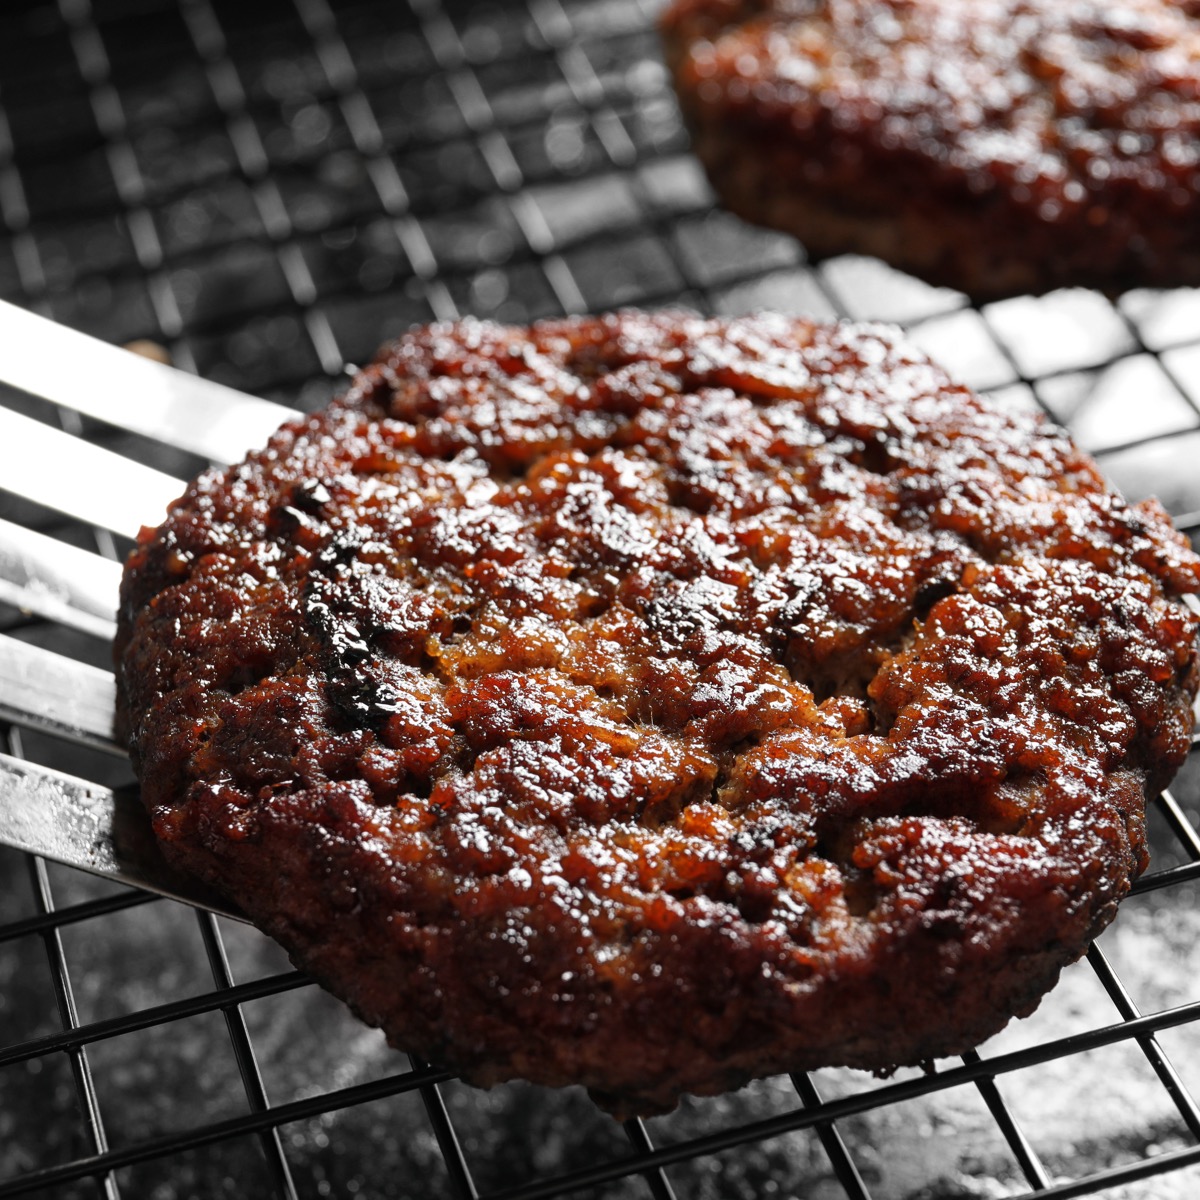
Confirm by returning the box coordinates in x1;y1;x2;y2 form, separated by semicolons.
116;311;1200;1115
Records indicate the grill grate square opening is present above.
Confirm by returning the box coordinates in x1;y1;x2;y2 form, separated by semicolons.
1094;892;1200;1019
318;289;436;370
817;255;965;326
558;232;682;309
31;214;137;292
0;1053;96;1190
1149;1028;1200;1140
671;210;803;290
86;1010;257;1149
298;219;413;299
444;260;562;325
505;116;609;186
1121;290;1200;354
1036;356;1200;454
442;1078;641;1195
1094;432;1200;517
279;1086;454;1200
984;290;1140;379
154;179;268;260
130;126;242;208
992;1043;1200;1194
660;1126;839;1200
902;308;1019;394
56;902;215;1028
167;240;295;331
644;1075;804;1151
0;848;41;926
1140;802;1198;877
114;1133;281;1200
710;268;836;322
0;933;66;1045
188;312;323;392
806;1078;1029;1200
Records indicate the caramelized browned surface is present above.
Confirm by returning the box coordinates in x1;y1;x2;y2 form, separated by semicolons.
116;312;1200;1114
663;0;1200;297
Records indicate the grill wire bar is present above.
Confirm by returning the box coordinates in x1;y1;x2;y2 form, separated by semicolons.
24;811;119;1200
3;0;1200;1197
194;911;301;1200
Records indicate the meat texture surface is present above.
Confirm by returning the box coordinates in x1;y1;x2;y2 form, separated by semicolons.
116;311;1200;1115
662;0;1200;298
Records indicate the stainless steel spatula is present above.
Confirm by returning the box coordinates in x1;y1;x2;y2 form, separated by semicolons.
0;299;297;917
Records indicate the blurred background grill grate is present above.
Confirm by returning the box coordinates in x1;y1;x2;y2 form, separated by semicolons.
3;0;1200;1197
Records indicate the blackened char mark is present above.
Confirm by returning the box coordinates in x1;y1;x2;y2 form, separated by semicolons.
303;535;465;731
303;536;398;730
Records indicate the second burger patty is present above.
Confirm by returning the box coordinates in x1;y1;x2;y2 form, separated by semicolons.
662;0;1200;299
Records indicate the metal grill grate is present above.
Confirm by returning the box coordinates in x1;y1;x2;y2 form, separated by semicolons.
3;0;1200;1196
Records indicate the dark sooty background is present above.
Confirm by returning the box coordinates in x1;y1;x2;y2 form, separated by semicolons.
3;0;1200;1198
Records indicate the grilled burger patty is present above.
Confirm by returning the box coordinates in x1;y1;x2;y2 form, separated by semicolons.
662;0;1200;299
116;312;1200;1115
